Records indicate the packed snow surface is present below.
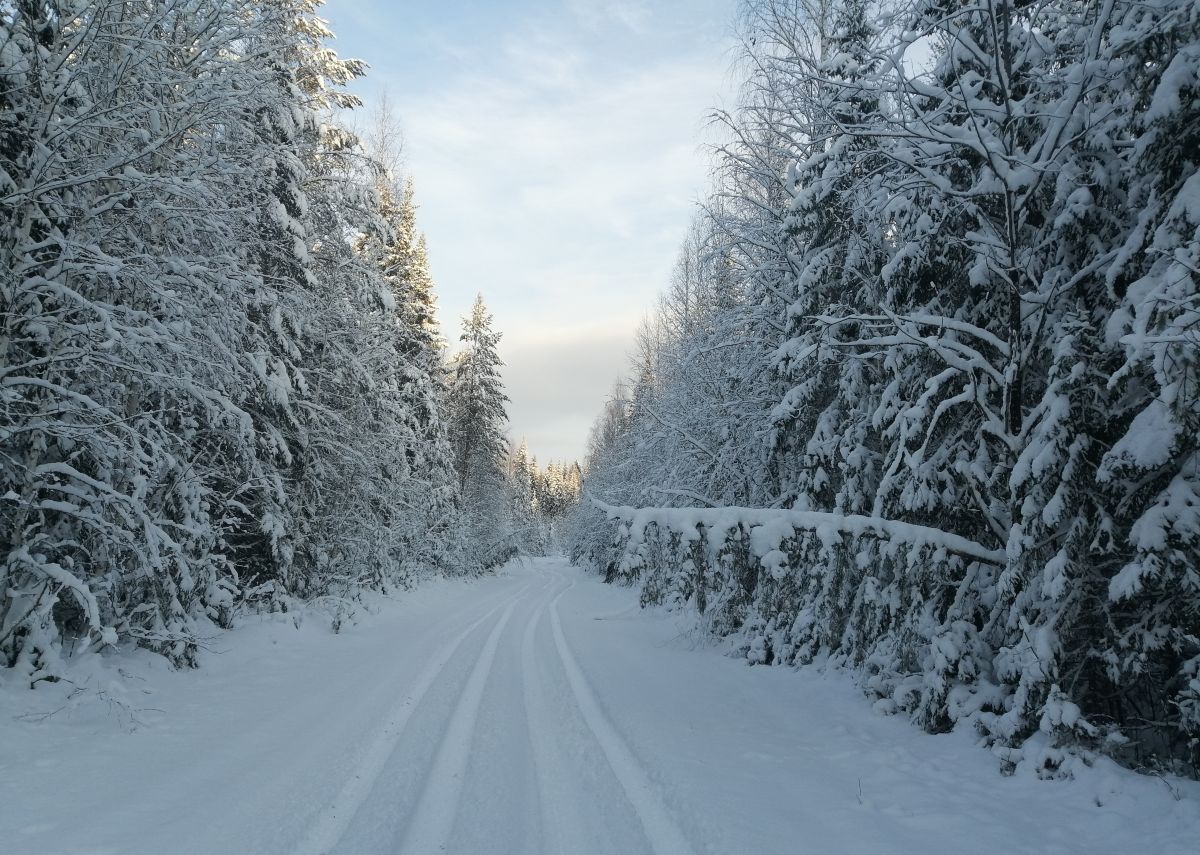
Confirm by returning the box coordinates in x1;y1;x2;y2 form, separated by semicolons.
3;558;1198;855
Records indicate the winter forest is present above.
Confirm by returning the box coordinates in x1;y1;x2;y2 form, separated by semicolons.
0;1;579;679
2;0;1199;853
568;0;1200;780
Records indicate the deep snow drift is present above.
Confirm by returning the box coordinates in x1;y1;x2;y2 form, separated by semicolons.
3;558;1198;855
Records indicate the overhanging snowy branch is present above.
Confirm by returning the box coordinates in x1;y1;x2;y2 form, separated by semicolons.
590;497;1006;566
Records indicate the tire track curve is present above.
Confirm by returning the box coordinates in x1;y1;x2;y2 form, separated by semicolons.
548;580;699;855
397;598;519;855
293;580;531;855
520;574;580;854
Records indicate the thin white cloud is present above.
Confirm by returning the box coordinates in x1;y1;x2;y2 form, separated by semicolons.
498;27;588;90
567;0;652;33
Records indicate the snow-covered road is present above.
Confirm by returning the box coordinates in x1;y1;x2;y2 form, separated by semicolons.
4;557;1198;855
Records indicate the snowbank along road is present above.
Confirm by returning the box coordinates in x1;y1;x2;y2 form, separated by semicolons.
4;557;1198;855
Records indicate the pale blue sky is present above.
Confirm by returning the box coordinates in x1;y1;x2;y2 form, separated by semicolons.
321;0;737;461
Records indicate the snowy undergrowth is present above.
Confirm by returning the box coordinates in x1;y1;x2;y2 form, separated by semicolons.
576;499;1200;780
0;574;457;734
622;580;1200;825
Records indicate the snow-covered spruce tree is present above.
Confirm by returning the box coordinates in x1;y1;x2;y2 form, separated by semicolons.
841;0;1200;767
779;0;888;516
447;295;512;570
507;439;545;555
732;0;1199;760
381;180;446;378
291;124;422;596
209;0;332;600
567;381;636;579
729;0;901;672
1094;0;1200;772
356;175;464;578
541;460;582;518
797;0;1062;738
226;0;467;599
528;457;581;550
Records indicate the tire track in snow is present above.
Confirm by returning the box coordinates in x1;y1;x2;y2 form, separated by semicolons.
520;574;583;854
397;598;519;855
548;579;699;855
293;579;532;855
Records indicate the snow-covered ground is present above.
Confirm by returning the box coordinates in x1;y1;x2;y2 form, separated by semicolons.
3;557;1198;855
